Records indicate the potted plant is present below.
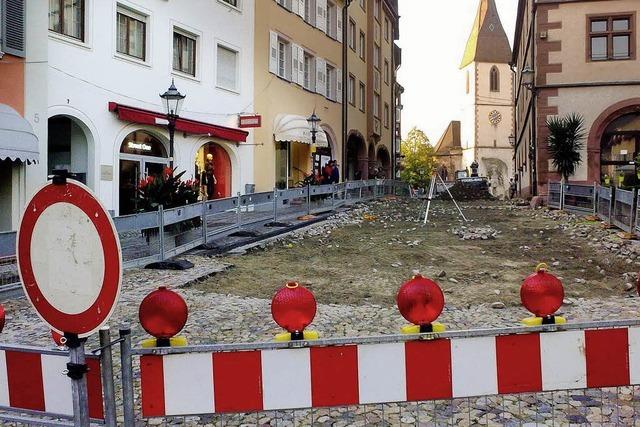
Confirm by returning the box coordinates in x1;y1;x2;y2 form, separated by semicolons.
546;113;586;189
137;167;201;249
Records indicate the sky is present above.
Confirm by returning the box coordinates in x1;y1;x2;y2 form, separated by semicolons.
397;0;518;144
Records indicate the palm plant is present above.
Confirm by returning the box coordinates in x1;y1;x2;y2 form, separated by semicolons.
546;113;586;182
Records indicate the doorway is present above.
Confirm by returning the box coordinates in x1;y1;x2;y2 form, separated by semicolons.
195;142;232;199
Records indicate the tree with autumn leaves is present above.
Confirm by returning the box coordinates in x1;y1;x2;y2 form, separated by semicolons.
400;127;437;190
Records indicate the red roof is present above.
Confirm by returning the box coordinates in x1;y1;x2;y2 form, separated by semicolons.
108;102;248;143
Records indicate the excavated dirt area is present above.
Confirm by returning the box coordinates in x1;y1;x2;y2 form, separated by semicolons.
196;198;635;309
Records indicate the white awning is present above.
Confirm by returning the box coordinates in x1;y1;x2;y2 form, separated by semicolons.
0;104;39;164
273;114;328;148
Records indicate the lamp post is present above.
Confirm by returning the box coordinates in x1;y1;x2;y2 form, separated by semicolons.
521;65;537;195
521;66;535;93
307;111;321;145
160;80;186;169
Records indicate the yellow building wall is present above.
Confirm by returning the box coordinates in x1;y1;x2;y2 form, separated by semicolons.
253;0;344;191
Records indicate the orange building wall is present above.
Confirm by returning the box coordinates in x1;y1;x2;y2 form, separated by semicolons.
0;54;25;115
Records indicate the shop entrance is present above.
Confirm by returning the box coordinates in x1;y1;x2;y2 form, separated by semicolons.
195;142;232;200
118;131;169;215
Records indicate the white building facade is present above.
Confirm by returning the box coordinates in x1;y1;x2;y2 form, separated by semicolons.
24;0;255;216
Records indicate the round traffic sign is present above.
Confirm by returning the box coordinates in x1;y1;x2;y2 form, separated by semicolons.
17;180;122;338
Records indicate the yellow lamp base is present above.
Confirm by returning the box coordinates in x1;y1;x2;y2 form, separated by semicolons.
400;322;446;335
274;330;319;342
141;336;188;348
521;316;567;327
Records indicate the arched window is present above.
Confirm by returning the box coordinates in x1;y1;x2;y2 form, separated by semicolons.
490;66;500;92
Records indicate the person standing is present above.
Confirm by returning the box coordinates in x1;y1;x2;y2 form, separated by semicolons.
509;178;517;199
331;160;340;184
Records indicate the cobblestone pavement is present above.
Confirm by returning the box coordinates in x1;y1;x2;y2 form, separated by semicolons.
2;201;640;425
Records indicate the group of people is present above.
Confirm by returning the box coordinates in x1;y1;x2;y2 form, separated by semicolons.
197;153;218;200
314;160;340;185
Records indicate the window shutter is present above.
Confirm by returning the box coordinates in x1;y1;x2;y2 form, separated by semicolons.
297;0;305;18
292;0;299;15
269;31;279;75
336;8;343;43
2;0;26;58
291;44;299;85
316;0;326;33
297;47;305;85
336;68;343;104
315;57;326;96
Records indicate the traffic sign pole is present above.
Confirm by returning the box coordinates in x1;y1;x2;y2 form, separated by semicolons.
65;333;90;426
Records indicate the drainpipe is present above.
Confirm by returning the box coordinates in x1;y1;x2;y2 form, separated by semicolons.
341;0;352;182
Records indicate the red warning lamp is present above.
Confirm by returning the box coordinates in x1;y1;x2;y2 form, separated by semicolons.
521;263;565;325
397;274;445;333
271;282;317;340
139;286;188;346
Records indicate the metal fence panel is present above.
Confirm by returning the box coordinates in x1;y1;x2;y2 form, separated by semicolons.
114;211;162;269
562;183;596;215
612;188;636;232
597;185;614;223
239;192;275;228
276;187;309;220
548;182;561;209
0;231;16;258
204;197;240;239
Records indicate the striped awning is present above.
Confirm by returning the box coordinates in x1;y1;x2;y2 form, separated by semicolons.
274;114;328;148
0;104;39;164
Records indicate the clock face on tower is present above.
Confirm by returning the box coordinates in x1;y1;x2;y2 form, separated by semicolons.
489;110;502;126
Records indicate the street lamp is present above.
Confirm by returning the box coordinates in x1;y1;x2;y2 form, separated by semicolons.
307;111;321;145
160;80;186;169
521;66;535;92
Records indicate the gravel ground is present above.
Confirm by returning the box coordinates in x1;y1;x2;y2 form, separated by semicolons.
2;199;640;425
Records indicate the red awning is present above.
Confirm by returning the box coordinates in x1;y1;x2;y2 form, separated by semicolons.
108;102;248;143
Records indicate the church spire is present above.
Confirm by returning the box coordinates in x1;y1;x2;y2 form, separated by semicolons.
460;0;512;69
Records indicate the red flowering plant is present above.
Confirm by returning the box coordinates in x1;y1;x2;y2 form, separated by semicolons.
137;167;199;212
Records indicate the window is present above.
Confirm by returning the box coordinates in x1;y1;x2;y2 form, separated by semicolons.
278;39;288;78
359;81;366;112
348;75;355;105
173;30;197;76
374;93;380;118
305;0;316;26
589;15;634;61
384;59;389;84
348;19;356;50
304;52;315;91
359;31;365;60
359;0;365;11
374;0;380;21
277;0;291;9
490;66;500;92
49;0;84;41
220;0;239;8
117;7;147;60
326;63;336;100
384;103;390;128
326;1;337;39
217;44;238;91
384;17;389;42
374;44;380;69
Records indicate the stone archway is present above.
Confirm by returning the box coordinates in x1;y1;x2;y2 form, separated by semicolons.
376;146;392;178
367;143;376;178
195;142;232;199
346;131;367;180
588;99;640;183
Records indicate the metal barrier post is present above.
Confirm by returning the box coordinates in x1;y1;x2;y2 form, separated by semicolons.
631;189;637;232
359;183;362;200
201;202;208;245
593;182;597;215
610;186;615;224
158;205;165;261
307;183;311;216
236;192;242;229
68;337;90;426
119;325;135;427
99;327;117;426
273;188;278;222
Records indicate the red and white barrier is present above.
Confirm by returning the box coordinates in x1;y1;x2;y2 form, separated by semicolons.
0;349;104;419
140;327;640;417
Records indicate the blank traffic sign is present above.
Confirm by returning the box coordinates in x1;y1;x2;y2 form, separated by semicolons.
17;180;122;338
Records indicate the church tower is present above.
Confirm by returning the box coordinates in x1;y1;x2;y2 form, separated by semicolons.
460;0;514;197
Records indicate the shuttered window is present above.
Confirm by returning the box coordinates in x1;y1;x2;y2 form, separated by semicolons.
2;0;26;57
217;44;238;91
48;0;84;41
